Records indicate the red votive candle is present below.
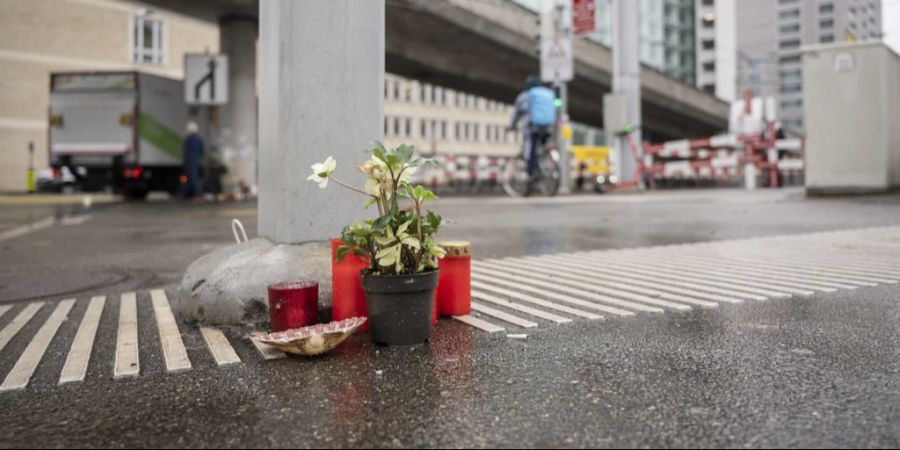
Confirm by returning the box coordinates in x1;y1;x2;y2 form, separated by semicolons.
437;241;472;317
268;280;319;332
331;239;371;333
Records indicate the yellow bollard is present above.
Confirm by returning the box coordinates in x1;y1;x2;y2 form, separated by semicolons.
26;142;36;194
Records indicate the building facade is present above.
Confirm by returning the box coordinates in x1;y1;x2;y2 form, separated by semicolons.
383;74;521;157
0;0;220;192
697;0;882;131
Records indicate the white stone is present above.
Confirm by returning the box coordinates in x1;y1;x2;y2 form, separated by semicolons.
178;239;332;326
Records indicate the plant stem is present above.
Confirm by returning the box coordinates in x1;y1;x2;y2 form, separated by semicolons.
328;176;370;196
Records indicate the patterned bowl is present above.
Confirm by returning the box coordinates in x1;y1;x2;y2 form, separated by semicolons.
254;317;368;356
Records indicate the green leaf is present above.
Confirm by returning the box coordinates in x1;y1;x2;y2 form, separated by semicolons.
401;236;420;250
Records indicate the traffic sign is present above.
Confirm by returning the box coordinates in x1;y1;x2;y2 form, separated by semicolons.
184;54;228;105
572;0;596;36
541;37;573;82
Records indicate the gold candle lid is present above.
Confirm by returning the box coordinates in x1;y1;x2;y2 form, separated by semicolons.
439;241;471;257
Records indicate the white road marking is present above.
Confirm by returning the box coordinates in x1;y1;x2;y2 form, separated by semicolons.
150;290;192;373
615;254;817;297
472;275;624;317
1;299;75;392
0;303;44;353
474;264;671;313
470;302;538;328
250;333;286;360
0;305;11;320
453;315;505;333
566;254;777;301
472;291;572;324
665;254;851;291
679;251;886;286
598;254;797;299
523;255;744;304
200;327;241;366
497;258;721;309
471;281;605;319
59;296;106;385
487;260;708;310
0;217;55;243
114;293;140;379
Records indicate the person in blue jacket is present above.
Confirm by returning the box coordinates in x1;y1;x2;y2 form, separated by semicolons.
509;75;558;183
181;121;204;200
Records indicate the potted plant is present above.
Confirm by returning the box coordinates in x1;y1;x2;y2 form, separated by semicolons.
308;143;446;346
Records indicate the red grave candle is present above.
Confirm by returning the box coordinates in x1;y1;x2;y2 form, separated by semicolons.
331;239;371;333
437;241;472;317
267;280;319;332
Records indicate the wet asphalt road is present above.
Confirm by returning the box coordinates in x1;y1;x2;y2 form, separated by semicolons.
1;189;900;448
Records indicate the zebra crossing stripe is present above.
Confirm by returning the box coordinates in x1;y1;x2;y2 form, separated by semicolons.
526;255;744;305
114;293;140;379
473;264;669;313
472;291;572;324
0;303;44;354
471;275;621;317
1;299;76;392
200;327;241;366
614;254;817;297
596;254;797;299
565;254;771;301
453;315;505;333
59;296;106;385
497;258;721;309
250;333;286;360
677;250;886;286
471;302;538;328
470;281;604;320
665;254;849;291
150;290;192;373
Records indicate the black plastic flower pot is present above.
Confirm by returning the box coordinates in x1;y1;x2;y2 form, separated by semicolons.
362;270;439;346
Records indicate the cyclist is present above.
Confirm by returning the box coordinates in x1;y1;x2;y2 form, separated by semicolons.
508;75;557;189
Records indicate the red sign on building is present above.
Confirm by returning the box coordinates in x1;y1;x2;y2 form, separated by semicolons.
572;0;596;37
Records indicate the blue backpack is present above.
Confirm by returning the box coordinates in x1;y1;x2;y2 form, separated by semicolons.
528;86;556;127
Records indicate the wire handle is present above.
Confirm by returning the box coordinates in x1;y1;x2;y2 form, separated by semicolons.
232;219;248;244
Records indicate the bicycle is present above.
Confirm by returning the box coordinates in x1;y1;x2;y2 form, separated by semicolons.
502;129;561;197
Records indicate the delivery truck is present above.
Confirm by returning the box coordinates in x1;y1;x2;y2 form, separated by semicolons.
49;71;195;199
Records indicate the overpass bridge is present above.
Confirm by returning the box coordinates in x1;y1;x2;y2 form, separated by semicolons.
143;0;728;141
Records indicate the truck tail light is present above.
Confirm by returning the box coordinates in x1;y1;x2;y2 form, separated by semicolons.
52;167;62;179
123;166;144;179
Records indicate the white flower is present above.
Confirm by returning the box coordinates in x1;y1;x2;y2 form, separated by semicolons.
307;157;337;189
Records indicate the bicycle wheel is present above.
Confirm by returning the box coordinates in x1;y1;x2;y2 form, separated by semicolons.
501;157;530;197
537;150;561;197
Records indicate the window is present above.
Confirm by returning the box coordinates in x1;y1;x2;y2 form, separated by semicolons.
703;61;716;72
779;39;801;50
702;40;715;50
820;18;834;29
779;9;800;20
780;69;802;81
132;14;164;65
780;84;802;94
819;3;834;14
779;54;802;64
780;23;801;34
781;99;803;109
701;84;716;94
820;34;835;43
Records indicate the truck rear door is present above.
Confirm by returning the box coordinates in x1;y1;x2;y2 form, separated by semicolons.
49;73;136;160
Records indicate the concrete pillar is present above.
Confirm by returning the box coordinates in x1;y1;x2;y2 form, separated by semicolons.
611;0;641;183
219;15;258;191
258;0;385;244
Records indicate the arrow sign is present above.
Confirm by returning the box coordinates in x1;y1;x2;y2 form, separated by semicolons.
184;54;229;105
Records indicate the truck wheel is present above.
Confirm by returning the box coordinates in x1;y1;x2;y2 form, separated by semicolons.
123;188;149;201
